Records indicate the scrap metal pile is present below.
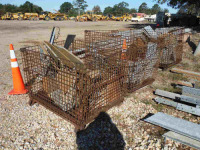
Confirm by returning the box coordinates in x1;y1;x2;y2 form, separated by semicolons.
20;26;185;130
156;27;185;69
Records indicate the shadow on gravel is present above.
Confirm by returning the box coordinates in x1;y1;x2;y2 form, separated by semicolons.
76;112;125;150
186;36;197;54
126;23;156;29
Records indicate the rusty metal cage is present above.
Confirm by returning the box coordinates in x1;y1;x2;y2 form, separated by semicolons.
20;41;126;130
55;39;87;59
84;29;159;93
156;27;184;69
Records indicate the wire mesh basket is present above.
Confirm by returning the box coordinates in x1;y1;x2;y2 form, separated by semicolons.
84;29;159;92
156;27;184;69
20;40;126;130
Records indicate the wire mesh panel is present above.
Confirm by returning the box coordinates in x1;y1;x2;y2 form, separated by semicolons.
55;39;86;58
156;27;184;69
20;42;125;130
84;29;159;92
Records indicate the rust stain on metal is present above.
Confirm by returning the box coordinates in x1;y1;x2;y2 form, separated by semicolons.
20;28;184;130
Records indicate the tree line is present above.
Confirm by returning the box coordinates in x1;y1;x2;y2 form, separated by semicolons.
60;1;169;16
0;0;168;17
0;0;199;17
0;1;43;15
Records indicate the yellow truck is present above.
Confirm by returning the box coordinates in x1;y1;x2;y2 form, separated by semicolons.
24;13;39;20
75;11;98;22
1;12;11;20
96;15;108;21
1;12;39;20
11;12;24;20
39;11;67;21
121;13;132;21
115;14;132;21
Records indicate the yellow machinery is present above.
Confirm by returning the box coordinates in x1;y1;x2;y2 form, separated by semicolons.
39;12;50;20
11;12;24;20
39;11;67;21
121;13;132;21
107;14;116;21
115;14;132;21
1;11;68;21
96;15;108;21
1;12;13;20
23;13;39;20
2;12;39;20
115;16;123;21
75;11;98;22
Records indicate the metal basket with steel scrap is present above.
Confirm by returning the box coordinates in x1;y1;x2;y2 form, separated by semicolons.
156;27;184;69
20;40;126;130
84;29;160;93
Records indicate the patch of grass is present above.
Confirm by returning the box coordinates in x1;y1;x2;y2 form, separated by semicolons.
142;99;164;111
180;62;190;69
130;115;136;120
163;86;182;94
113;114;121;120
152;103;163;112
168;73;188;81
193;63;200;72
192;55;200;62
142;99;152;105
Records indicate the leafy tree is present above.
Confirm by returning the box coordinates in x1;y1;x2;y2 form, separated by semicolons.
163;8;169;13
103;6;113;15
177;5;198;14
4;4;19;13
59;2;73;14
93;5;101;14
138;2;148;13
151;4;161;14
145;8;153;15
68;8;79;17
156;0;200;14
73;0;88;15
32;5;43;13
19;1;33;12
129;8;137;14
113;1;129;16
19;1;43;13
0;3;5;15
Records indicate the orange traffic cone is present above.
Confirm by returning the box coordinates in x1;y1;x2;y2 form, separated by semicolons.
8;44;28;95
121;39;127;60
122;39;127;50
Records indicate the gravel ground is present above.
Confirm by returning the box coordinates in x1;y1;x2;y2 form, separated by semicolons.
0;20;199;149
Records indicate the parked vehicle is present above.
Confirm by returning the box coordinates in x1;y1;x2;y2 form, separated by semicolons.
75;11;98;22
156;11;199;27
131;14;145;22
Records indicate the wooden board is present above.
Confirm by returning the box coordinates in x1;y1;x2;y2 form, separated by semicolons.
53;44;84;67
171;68;200;79
44;41;85;69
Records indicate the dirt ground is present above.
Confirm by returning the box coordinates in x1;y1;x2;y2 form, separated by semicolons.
1;20;200;150
0;20;131;96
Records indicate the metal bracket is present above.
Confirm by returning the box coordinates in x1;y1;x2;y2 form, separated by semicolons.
163;131;200;150
155;89;180;99
180;95;200;105
155;97;200;116
155;89;200;105
155;97;177;107
182;86;200;99
144;112;200;141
